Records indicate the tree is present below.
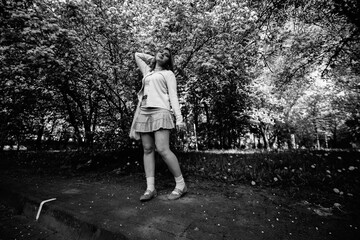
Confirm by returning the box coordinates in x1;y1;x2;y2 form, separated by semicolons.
248;0;360;149
1;0;359;150
0;0;60;149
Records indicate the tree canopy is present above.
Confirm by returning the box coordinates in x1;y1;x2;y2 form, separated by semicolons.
1;0;359;150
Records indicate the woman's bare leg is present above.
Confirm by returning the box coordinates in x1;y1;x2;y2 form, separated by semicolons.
154;129;182;177
155;129;186;198
141;133;156;191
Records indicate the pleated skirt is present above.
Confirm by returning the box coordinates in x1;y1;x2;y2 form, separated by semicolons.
133;107;175;133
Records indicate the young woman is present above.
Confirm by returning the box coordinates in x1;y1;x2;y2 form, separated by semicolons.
129;47;187;201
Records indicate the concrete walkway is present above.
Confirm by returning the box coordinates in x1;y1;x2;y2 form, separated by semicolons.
0;170;358;240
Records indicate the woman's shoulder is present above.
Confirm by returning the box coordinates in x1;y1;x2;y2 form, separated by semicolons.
161;70;175;78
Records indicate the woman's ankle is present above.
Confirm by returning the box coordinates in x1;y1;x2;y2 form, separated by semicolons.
174;175;185;190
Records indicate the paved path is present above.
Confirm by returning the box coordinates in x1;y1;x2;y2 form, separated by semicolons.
0;170;358;240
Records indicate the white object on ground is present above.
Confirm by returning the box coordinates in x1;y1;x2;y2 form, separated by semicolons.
36;198;57;221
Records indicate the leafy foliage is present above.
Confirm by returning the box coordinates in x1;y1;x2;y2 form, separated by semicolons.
0;0;359;150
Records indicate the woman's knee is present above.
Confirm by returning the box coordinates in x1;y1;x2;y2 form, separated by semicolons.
156;145;171;157
143;144;155;155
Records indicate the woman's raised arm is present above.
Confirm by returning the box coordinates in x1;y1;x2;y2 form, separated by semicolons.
135;52;154;76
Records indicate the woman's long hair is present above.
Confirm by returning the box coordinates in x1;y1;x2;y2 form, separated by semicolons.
150;47;174;72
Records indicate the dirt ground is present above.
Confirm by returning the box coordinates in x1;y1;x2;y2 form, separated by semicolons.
0;165;359;240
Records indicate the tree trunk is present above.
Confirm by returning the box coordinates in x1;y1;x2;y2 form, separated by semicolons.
193;123;198;151
83;119;93;148
35;117;45;150
332;125;338;147
253;134;257;149
0;131;7;152
270;135;278;149
324;133;328;148
290;134;296;149
203;102;211;149
316;132;320;149
260;125;270;150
